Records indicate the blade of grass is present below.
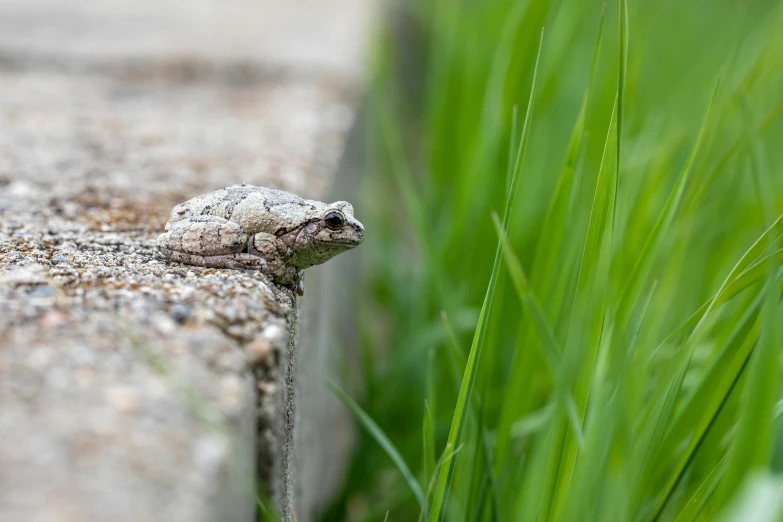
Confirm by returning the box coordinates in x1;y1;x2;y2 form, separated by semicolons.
546;2;627;517
630;312;707;513
617;0;628;156
427;27;545;522
507;105;519;192
444;311;502;522
492;212;584;448
494;4;607;475
616;75;721;330
716;92;781;503
543;94;618;522
515;416;559;522
327;381;425;508
423;401;436;518
529;2;606;290
652;214;783;354
644;291;764;521
465;396;489;522
643;218;783;515
450;0;529;254
541;92;617;518
511;404;555;439
441;310;501;522
672;456;727;522
557;352;621;522
621;76;722;513
441;311;467;380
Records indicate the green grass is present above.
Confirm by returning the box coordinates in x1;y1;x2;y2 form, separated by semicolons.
321;0;783;520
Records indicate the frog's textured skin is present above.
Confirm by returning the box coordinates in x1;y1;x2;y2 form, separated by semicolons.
157;184;364;295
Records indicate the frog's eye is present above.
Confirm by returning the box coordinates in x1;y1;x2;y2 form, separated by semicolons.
324;211;345;230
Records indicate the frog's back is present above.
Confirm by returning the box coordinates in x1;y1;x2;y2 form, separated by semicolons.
165;184;323;235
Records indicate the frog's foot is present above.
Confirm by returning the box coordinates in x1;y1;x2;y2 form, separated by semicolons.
158;248;268;271
271;269;305;296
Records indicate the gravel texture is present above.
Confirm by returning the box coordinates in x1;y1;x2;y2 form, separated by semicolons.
0;192;291;520
0;1;370;520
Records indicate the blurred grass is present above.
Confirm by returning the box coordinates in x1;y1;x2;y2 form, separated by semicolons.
321;0;783;520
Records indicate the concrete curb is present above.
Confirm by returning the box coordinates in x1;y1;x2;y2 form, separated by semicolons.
0;1;371;520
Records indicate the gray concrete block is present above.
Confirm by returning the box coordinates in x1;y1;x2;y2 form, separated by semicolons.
0;1;372;520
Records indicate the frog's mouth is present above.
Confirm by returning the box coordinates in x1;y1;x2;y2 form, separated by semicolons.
328;238;364;246
322;239;362;248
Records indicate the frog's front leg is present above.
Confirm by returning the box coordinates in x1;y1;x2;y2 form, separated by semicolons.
250;232;303;294
157;215;267;270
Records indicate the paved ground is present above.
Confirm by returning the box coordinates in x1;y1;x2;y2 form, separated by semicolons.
0;1;371;520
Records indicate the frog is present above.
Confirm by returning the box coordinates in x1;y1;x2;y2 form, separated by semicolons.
157;184;364;295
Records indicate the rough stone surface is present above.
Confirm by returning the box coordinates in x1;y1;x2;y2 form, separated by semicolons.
0;1;371;520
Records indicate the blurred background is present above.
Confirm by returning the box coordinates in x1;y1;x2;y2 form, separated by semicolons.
2;0;783;521
325;0;783;521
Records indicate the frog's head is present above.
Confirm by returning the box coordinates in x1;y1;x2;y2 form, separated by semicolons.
286;201;364;269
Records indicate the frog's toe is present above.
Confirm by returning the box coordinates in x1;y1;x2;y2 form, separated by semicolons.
294;270;305;296
224;253;268;270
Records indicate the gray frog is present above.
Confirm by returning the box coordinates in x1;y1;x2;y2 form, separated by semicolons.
157;184;364;295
